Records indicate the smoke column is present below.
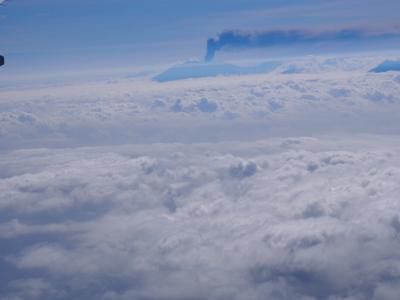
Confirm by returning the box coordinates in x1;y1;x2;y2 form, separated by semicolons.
205;28;400;61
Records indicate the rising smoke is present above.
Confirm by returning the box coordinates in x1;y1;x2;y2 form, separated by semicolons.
205;28;400;61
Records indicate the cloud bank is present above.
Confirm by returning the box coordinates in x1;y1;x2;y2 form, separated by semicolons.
1;55;400;150
1;54;400;299
1;137;400;299
205;28;400;61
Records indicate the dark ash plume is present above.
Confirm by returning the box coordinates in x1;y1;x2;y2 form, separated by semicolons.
205;28;400;61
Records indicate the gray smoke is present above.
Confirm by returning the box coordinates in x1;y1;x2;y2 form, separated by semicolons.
205;28;400;61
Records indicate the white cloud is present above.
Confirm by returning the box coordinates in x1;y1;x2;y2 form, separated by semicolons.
1;54;400;299
0;136;400;299
1;55;400;150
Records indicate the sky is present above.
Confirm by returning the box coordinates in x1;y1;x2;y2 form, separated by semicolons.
1;0;400;76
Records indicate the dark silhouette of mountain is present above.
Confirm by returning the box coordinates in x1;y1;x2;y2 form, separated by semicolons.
153;61;280;82
370;60;400;73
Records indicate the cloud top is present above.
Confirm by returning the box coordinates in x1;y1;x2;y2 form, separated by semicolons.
2;136;400;299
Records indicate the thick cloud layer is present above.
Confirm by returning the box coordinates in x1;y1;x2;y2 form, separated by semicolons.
1;55;400;150
205;28;400;61
1;137;400;300
1;54;400;299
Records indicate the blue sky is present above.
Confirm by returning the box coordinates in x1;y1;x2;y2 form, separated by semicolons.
1;0;400;75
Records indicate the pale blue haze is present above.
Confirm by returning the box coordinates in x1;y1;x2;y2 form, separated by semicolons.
0;0;400;75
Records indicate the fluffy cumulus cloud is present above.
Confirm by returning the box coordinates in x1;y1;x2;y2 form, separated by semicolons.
1;55;400;150
1;137;400;300
1;54;400;299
